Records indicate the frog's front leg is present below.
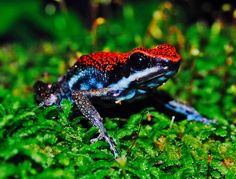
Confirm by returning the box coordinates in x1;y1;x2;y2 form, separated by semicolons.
72;90;118;158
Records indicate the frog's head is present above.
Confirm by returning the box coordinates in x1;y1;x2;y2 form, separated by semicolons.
110;44;181;90
33;81;61;107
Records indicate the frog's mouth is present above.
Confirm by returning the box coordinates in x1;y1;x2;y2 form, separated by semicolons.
135;66;177;87
33;81;62;107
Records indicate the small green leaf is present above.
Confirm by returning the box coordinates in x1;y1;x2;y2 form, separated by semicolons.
215;128;228;137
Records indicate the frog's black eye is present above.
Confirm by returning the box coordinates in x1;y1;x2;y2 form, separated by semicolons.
128;52;150;71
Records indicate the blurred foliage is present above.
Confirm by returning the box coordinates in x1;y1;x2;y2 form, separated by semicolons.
0;0;236;178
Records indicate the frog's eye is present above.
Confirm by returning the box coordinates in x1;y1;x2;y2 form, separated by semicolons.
128;52;149;71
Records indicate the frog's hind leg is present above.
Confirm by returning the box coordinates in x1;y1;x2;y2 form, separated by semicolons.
72;90;118;158
164;100;216;124
152;90;216;124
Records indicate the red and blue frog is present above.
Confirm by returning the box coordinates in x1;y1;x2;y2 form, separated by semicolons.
34;44;215;158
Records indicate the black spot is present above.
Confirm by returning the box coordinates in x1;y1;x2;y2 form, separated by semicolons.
128;52;151;71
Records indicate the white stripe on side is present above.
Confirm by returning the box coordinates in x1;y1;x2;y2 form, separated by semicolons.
109;66;163;90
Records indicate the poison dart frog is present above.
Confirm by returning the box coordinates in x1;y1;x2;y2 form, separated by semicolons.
33;44;215;158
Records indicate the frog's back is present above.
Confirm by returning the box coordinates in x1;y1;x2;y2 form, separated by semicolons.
77;52;129;72
59;51;127;92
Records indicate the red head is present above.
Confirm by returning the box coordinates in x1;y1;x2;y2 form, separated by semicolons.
76;44;181;73
75;44;181;89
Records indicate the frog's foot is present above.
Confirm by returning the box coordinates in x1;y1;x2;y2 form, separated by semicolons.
90;133;104;143
187;115;217;124
90;132;117;144
91;131;118;158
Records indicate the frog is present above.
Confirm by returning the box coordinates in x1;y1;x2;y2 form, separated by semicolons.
33;44;215;158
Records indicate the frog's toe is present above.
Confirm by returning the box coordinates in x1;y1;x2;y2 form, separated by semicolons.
202;118;217;124
90;133;104;143
90;132;117;145
90;132;118;158
110;136;117;145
